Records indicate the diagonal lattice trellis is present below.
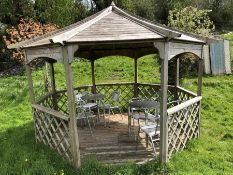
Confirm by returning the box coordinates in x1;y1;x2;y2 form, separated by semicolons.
38;84;193;115
35;83;200;163
96;83;135;110
138;83;160;100
167;101;200;159
138;84;177;104
33;105;72;161
176;87;196;101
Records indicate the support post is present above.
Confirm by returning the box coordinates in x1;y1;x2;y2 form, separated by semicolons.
197;59;203;96
63;47;81;168
91;60;96;93
175;58;180;87
197;58;203;137
159;42;169;163
134;58;138;97
49;62;57;109
49;62;56;93
25;64;36;104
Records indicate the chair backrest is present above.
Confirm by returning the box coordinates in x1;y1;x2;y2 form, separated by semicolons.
129;99;159;116
75;94;86;106
111;91;120;102
129;99;158;109
81;93;105;101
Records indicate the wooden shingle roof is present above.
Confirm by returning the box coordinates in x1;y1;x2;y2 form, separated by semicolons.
9;2;205;49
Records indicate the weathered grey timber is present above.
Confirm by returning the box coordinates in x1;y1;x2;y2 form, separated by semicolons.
9;2;204;168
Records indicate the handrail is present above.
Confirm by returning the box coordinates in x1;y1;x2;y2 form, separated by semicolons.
55;83;135;94
167;96;202;116
32;104;69;121
137;83;160;86
177;86;197;97
95;82;134;86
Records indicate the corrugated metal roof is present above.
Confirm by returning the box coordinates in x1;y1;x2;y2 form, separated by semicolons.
8;3;205;49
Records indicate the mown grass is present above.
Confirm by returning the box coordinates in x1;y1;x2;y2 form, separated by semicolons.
0;53;233;174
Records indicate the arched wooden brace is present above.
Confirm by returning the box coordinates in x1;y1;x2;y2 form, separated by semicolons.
169;50;204;96
154;41;204;163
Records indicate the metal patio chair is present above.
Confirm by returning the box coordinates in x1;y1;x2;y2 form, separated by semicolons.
128;99;159;135
75;94;98;136
99;91;122;126
137;111;160;158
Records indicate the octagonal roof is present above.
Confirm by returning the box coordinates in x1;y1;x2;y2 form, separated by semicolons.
9;2;205;49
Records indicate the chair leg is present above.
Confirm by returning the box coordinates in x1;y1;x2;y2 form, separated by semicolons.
136;126;141;151
103;108;106;127
92;117;96;127
146;135;149;147
97;107;100;122
84;113;93;136
133;119;135;136
128;116;131;135
118;107;123;120
108;108;111;126
149;136;157;158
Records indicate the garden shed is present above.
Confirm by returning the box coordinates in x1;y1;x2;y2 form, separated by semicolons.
9;2;205;168
202;38;232;75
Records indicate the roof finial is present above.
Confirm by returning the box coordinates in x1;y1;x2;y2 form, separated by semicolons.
111;1;116;6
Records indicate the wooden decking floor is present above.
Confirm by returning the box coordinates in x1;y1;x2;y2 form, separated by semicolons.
78;114;157;165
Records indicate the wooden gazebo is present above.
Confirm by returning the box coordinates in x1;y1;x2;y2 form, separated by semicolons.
9;2;205;168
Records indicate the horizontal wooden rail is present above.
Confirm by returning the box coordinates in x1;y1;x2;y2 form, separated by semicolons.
96;82;134;86
177;86;197;97
167;96;202;115
32;104;69;121
137;83;160;86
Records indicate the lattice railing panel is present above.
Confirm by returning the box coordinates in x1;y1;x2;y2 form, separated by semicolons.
176;87;196;102
39;93;54;109
138;83;160;100
33;106;72;161
54;92;69;114
138;84;177;104
96;83;134;110
38;84;196;116
167;101;200;159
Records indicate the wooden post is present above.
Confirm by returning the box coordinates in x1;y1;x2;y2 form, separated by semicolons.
134;58;138;97
159;42;169;163
25;64;36;104
49;62;57;109
49;62;56;93
197;58;203;137
91;60;96;93
63;47;81;168
197;59;203;96
175;58;180;87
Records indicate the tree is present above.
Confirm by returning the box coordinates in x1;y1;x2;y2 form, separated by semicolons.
34;0;88;27
0;0;35;26
2;19;58;62
168;6;215;36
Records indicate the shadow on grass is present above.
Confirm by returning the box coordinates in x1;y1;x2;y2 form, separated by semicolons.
0;122;167;175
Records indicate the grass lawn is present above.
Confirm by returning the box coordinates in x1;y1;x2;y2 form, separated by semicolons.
0;53;233;174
